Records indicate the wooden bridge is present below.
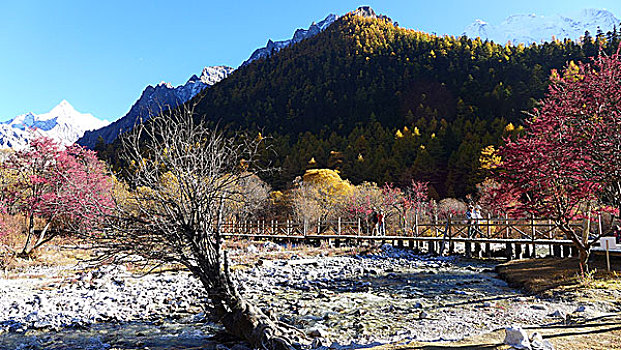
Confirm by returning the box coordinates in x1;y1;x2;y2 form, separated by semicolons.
220;216;620;259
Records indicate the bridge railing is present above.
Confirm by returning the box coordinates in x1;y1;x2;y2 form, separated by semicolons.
220;215;588;241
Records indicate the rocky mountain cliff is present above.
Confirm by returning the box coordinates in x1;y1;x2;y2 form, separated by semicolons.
241;13;338;66
80;10;341;149
77;66;233;149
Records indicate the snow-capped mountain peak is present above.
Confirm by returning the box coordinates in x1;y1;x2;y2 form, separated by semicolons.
48;99;74;115
464;8;620;45
80;10;339;148
199;66;234;85
0;100;109;149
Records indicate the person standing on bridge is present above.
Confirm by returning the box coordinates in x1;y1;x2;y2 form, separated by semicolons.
378;210;385;235
466;205;474;239
371;208;379;235
473;205;483;237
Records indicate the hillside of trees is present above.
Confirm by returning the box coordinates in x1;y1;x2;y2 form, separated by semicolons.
98;13;621;198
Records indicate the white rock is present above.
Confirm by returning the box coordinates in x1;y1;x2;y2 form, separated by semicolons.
530;332;555;349
548;310;566;320
504;326;531;349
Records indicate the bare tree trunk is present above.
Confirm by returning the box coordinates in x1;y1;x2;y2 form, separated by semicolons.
107;104;309;349
561;222;592;273
20;214;36;256
191;260;307;350
578;247;590;273
29;220;54;253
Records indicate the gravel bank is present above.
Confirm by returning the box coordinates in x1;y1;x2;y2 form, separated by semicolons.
1;244;618;349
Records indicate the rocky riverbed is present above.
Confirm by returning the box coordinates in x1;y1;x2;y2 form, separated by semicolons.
1;244;619;349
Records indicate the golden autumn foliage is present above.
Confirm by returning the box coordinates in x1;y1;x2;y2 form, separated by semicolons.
302;169;353;196
480;145;502;170
292;169;353;222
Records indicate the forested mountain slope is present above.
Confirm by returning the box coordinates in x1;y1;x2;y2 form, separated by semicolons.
101;11;621;197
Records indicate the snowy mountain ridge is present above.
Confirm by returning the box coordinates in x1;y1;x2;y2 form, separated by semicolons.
0;100;109;149
79;10;341;149
464;8;620;45
77;65;234;149
241;13;339;66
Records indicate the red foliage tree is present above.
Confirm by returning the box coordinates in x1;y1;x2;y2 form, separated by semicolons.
407;180;430;213
496;50;621;270
477;179;521;217
0;137;112;255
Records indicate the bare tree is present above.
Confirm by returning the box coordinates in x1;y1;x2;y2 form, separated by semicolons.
96;104;307;350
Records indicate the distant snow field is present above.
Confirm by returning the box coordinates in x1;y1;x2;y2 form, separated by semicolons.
464;8;620;44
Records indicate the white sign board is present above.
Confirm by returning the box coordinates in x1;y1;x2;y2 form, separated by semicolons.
599;237;617;250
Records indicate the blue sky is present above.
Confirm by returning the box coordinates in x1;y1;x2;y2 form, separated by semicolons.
1;0;621;122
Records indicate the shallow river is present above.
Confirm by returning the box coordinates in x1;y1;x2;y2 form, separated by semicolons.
1;321;222;350
0;247;602;349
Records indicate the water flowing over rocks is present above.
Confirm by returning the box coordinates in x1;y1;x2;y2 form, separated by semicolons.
0;246;618;349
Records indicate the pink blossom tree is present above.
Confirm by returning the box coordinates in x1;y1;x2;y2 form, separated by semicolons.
407;180;430;213
477;179;521;217
0;137;112;256
496;49;621;270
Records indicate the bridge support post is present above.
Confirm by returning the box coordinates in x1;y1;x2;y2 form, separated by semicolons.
553;244;562;258
505;242;513;260
515;243;523;259
465;240;472;258
569;246;577;257
397;240;404;249
473;242;482;258
428;240;436;255
562;245;571;258
523;244;531;259
485;242;491;257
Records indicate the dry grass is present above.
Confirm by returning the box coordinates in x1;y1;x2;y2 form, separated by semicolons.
496;256;621;295
225;237;379;265
377;314;621;349
0;228;92;276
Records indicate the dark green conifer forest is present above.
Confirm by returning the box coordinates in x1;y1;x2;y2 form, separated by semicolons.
98;14;621;198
